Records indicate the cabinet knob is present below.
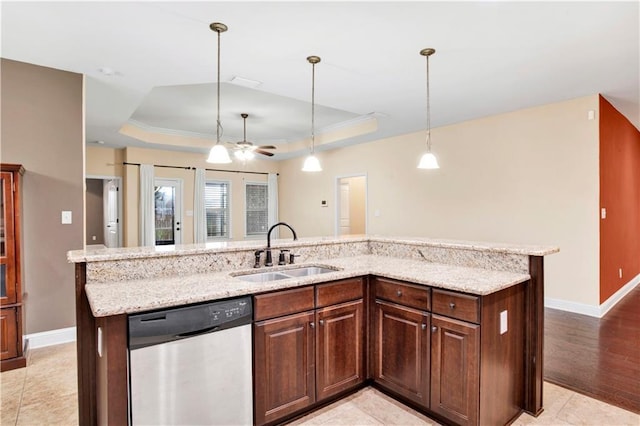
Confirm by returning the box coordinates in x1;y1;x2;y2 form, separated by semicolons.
396;290;402;297
449;302;456;309
310;322;315;329
431;325;437;333
319;319;325;326
421;323;427;330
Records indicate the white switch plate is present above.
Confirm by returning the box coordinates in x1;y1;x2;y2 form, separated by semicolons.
601;208;606;219
61;211;72;224
500;310;508;334
588;110;596;120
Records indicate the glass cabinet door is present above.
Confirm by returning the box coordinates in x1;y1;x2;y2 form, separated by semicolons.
0;171;16;305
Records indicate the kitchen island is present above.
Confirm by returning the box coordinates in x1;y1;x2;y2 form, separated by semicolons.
69;235;558;425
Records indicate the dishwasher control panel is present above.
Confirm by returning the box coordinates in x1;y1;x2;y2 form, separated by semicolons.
208;298;251;324
128;296;252;350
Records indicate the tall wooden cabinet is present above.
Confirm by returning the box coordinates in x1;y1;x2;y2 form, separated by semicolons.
1;163;26;371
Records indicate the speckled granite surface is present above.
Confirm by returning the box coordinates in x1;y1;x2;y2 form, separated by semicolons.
85;255;531;317
72;236;557;317
68;235;558;263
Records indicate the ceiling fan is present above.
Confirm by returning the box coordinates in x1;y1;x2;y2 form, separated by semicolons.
229;113;277;160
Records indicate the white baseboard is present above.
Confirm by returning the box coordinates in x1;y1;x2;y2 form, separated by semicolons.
544;297;601;317
25;326;77;350
545;273;640;318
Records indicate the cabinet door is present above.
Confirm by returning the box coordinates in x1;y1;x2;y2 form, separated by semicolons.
374;300;430;408
316;299;364;401
430;314;480;426
254;311;315;426
0;307;18;360
0;172;16;305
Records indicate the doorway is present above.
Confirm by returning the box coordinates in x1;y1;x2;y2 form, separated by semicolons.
85;176;122;248
335;175;367;236
154;178;183;245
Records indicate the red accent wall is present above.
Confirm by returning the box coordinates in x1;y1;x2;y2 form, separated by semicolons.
599;95;640;303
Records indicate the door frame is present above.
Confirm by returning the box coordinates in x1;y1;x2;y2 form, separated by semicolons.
334;173;368;237
85;175;123;248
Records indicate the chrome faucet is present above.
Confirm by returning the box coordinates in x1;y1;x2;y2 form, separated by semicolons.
265;222;298;266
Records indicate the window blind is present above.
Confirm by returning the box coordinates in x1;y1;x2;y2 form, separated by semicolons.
205;181;229;238
246;183;268;235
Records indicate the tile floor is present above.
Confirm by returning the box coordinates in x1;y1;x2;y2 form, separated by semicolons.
1;342;638;425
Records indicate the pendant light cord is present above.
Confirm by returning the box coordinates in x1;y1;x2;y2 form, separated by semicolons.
425;53;431;152
311;61;316;154
216;28;222;145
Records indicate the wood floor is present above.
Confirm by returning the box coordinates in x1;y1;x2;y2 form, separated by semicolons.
544;285;640;414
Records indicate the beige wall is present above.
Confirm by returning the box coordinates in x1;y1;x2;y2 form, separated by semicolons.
86;146;280;246
280;96;601;307
1;59;84;334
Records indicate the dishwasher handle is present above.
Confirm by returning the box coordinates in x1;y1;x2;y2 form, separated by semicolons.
177;325;220;338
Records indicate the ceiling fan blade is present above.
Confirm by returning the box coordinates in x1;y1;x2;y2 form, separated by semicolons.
257;145;277;150
255;149;275;157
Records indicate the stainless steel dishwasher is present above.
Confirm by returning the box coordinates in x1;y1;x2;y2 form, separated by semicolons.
128;296;253;425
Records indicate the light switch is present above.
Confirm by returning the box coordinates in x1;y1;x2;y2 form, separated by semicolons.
601;208;606;219
500;310;508;334
61;211;72;224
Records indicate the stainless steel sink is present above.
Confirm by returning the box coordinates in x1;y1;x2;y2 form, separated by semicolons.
233;265;340;282
282;266;337;277
236;272;291;283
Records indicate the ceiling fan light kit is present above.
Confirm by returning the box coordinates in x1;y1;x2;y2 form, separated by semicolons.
417;47;440;170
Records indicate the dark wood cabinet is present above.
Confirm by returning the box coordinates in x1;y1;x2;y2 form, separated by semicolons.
430;314;480;426
254;278;365;425
316;299;364;401
0;164;26;372
373;299;430;408
254;310;316;426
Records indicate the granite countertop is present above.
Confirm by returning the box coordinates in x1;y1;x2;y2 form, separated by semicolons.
85;255;531;317
68;235;559;263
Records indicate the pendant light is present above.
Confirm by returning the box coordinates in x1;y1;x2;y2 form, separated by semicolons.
207;22;232;164
417;48;440;169
302;56;322;172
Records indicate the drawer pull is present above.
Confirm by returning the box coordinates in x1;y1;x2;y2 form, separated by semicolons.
449;302;456;309
396;290;402;297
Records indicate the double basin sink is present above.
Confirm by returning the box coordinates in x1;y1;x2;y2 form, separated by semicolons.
233;266;340;283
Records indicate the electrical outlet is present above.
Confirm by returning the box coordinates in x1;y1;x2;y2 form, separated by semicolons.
500;310;508;334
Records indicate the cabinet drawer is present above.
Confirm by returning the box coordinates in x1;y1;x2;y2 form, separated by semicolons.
432;289;479;323
316;278;364;308
374;277;430;310
254;286;315;321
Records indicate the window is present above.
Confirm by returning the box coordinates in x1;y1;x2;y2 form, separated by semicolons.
246;182;268;236
205;181;230;239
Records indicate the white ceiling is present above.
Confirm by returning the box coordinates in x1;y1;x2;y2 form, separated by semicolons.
2;1;638;160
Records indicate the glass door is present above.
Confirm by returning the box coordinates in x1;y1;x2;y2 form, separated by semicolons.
0;172;16;305
154;179;182;246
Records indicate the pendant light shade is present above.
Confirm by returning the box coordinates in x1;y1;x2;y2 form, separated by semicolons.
302;154;322;172
208;144;232;163
207;22;232;164
417;48;440;170
302;55;322;172
418;152;439;169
